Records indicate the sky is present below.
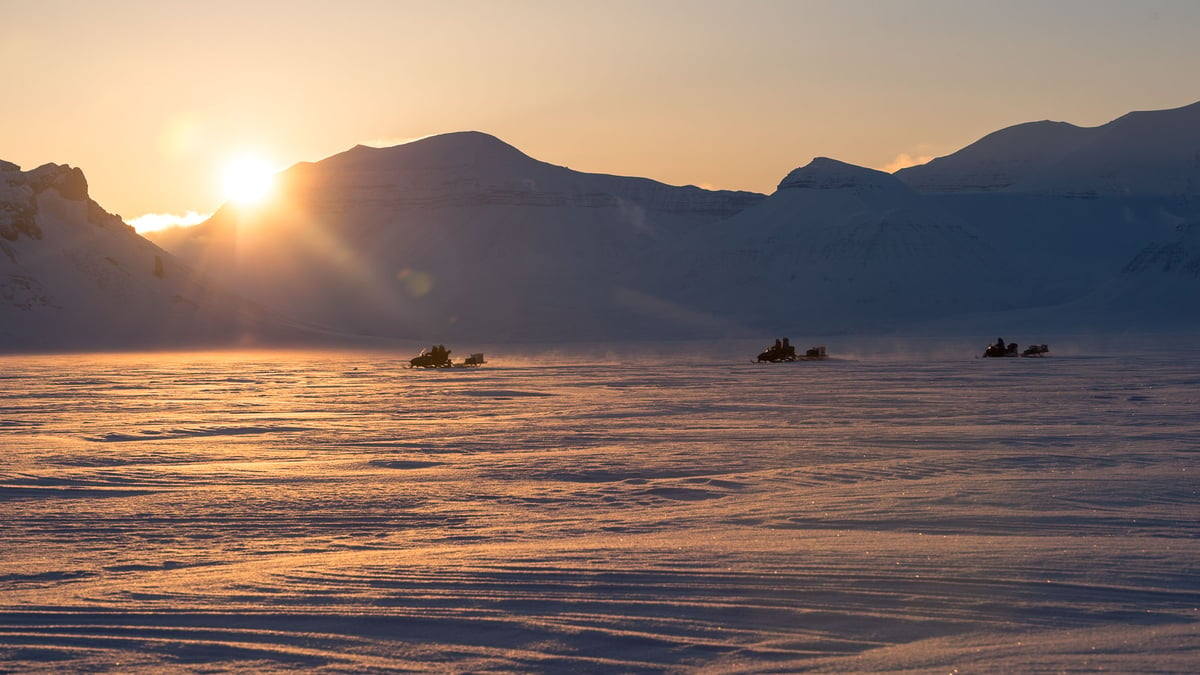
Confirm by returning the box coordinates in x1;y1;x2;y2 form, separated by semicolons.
3;0;1198;230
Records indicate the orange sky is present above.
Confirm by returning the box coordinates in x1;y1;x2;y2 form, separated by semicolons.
2;0;1197;230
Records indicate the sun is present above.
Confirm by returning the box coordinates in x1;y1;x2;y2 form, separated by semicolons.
221;155;276;206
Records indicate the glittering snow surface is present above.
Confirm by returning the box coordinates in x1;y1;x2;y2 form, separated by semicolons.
1;344;1198;672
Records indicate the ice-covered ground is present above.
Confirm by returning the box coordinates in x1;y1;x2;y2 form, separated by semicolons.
1;343;1198;672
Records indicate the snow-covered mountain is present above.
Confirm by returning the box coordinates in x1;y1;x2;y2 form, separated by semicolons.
894;101;1200;327
144;114;1200;343
1075;220;1200;325
1123;221;1200;278
893;121;1093;194
897;101;1200;198
149;132;766;341
904;219;1200;337
1012;102;1200;198
281;131;762;214
672;158;1022;334
15;99;1200;350
0;160;319;350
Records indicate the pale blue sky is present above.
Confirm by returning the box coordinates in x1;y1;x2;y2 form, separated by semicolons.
2;0;1197;222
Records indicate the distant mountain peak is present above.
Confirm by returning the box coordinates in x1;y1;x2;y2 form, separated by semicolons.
325;131;536;171
1111;99;1200;124
406;130;522;151
777;157;903;192
893;120;1092;193
897;99;1200;196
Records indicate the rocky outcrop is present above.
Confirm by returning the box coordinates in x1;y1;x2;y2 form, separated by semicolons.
1;162;132;246
25;163;89;201
1;163;42;242
1122;222;1200;278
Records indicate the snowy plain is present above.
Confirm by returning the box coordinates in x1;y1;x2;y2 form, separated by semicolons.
1;341;1198;673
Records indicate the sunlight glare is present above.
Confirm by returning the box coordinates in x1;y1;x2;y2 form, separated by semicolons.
222;155;276;206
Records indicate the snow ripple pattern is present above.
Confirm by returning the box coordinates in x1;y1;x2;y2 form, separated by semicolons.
0;347;1198;672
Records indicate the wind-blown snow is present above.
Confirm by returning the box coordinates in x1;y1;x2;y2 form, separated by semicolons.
1;345;1197;672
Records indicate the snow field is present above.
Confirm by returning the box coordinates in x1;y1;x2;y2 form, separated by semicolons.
1;346;1197;672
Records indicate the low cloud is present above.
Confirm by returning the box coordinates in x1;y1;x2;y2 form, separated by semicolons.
883;153;935;173
127;211;211;234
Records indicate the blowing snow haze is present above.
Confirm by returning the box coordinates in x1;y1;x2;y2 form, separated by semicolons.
4;101;1200;350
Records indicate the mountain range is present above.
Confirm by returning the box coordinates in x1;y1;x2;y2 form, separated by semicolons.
3;101;1199;350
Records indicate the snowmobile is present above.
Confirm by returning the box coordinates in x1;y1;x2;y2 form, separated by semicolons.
410;348;451;368
409;346;486;368
757;345;827;362
1021;344;1050;357
982;342;1019;358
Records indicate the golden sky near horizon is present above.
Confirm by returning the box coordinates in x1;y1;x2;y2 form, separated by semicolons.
2;0;1198;229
